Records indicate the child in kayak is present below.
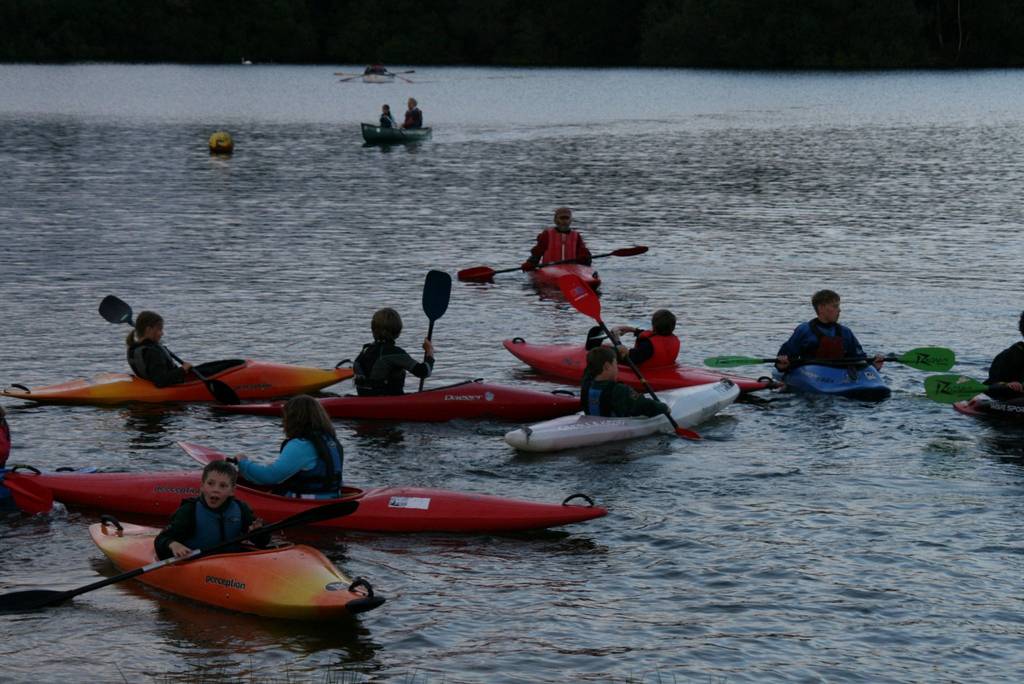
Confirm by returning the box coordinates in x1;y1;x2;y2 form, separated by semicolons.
521;207;593;271
983;310;1024;398
154;460;268;560
775;290;884;372
234;395;345;498
353;308;434;396
125;310;194;387
585;309;679;369
581;347;669;418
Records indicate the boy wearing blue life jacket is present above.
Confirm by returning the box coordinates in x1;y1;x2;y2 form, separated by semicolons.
235;395;345;498
154;460;268;560
580;347;669;418
775;289;884;372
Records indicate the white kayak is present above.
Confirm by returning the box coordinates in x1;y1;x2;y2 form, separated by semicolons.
504;380;739;452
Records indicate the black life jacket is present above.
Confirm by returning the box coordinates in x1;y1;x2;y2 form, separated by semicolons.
808;319;845;360
353;341;406;396
126;340;177;380
274;432;344;495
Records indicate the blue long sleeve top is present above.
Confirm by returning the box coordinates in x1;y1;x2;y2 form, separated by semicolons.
237;438;319;485
777;320;867;363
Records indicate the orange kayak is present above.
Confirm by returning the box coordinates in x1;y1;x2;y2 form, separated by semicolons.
1;359;352;405
90;521;383;619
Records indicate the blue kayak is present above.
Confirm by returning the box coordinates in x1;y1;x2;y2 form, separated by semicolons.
779;363;891;401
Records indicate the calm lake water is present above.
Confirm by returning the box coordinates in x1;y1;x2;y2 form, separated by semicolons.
2;64;1024;683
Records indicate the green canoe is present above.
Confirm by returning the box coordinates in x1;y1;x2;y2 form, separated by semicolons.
361;123;432;144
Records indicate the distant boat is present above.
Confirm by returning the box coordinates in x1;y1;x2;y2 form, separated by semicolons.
362;72;394;84
361;123;432;145
241;58;253;65
335;66;415;84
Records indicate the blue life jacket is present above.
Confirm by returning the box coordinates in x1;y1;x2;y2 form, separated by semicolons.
184;497;245;551
275;432;344;495
581;379;614;417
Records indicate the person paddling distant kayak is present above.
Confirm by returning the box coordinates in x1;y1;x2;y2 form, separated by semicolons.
380;103;395;129
154;460;269;560
522;207;593;272
126;311;193;387
402;97;423;129
235;395;345;498
775;290;884;372
983;310;1024;397
353;308;435;396
586;309;680;369
580;347;669;418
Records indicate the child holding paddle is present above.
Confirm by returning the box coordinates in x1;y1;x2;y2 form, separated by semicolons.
154;460;268;560
586;309;680;369
775;290;884;372
522;207;593;271
125;310;194;387
234;395;345;498
581;347;669;418
354;308;435;396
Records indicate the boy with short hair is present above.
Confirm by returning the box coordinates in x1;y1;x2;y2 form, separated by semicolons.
580;347;669;418
775;289;884;372
154;460;268;560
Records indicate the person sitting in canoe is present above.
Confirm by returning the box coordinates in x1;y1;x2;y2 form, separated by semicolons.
522;207;593;272
154;460;269;559
353;308;434;396
775;289;884;372
125;310;193;387
234;395;345;498
364;64;387;76
581;347;669;418
379;104;397;129
983;310;1024;398
585;309;679;369
402;97;423;129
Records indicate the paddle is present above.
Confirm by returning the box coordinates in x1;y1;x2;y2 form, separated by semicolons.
0;498;359;613
704;347;955;373
98;295;241;404
923;374;999;404
419;270;452;391
457;245;648;283
337;75;362;82
557;274;701;441
2;471;53;514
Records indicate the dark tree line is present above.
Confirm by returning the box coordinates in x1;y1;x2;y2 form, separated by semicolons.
1;0;1022;67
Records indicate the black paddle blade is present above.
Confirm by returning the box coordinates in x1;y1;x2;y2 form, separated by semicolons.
205;379;241;405
0;589;72;613
422;270;452;321
98;295;132;325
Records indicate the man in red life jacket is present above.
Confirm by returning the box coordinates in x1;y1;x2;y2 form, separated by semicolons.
521;207;593;271
586;309;680;369
775;289;884;372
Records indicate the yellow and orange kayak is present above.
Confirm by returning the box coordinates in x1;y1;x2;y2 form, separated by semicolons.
90;521;383;619
1;359;352;405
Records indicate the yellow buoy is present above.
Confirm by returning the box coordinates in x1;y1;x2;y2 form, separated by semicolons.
208;131;234;154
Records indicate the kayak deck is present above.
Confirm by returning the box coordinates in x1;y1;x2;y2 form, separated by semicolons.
0;359;353;405
503;338;772;393
213;379;580;422
779;363;891;401
91;521;383;619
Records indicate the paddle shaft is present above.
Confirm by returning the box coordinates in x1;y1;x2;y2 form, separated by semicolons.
418;320;436;392
499;249;628;276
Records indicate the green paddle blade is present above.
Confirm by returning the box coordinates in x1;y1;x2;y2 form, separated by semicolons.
893;347;955;372
703;355;773;368
923;374;989;403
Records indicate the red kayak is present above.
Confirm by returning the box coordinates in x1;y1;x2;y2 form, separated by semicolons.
530;264;600;289
212;380;580;422
7;443;607;533
504;338;773;393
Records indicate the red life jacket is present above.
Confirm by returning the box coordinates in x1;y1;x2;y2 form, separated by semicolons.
541;228;582;264
637;331;680;368
809;320;845;360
